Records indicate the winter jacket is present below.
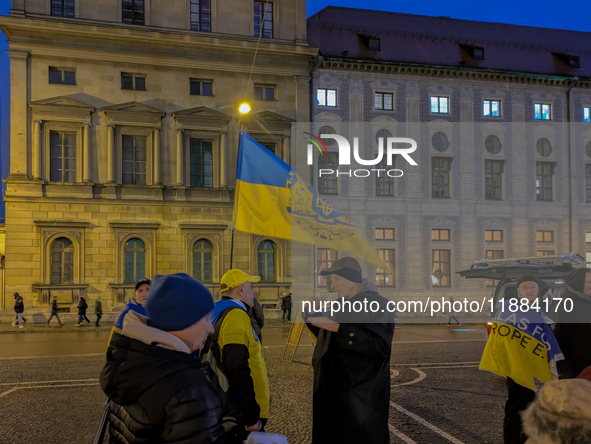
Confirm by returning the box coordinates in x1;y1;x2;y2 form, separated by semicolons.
281;295;292;311
51;299;58;311
113;300;148;333
95;300;103;316
552;286;591;379
100;311;225;444
211;298;270;427
77;298;88;315
248;298;265;339
304;279;395;444
522;379;591;444
14;297;24;314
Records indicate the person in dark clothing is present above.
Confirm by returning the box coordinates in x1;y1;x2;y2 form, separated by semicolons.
76;297;90;326
95;298;103;327
100;273;223;444
46;295;64;327
281;292;292;321
553;268;591;379
304;257;395;444
249;297;265;343
447;296;460;326
13;293;24;329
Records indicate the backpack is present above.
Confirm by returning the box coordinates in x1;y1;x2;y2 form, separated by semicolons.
200;307;243;433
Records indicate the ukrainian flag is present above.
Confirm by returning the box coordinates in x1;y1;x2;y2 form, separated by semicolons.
479;307;563;391
233;132;385;268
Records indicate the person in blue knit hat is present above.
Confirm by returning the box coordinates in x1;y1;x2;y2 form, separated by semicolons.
100;273;225;444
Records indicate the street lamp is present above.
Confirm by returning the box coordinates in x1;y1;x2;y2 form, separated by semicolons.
239;102;251;114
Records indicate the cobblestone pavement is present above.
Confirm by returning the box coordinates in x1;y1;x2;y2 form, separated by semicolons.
0;335;503;444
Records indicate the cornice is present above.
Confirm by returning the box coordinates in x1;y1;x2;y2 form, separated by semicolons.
319;58;590;88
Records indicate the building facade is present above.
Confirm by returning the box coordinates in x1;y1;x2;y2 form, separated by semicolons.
306;7;591;308
0;0;315;315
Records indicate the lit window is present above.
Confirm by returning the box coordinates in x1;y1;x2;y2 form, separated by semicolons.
430;97;449;114
537;250;555;256
190;79;213;96
432;250;451;287
49;67;76;85
254;84;276;101
584;107;591;123
376;249;395;287
375;228;395;240
317;248;337;287
485;250;503;287
536;231;554;242
431;229;450;241
485;230;503;242
317;89;337;107
483;100;501;117
534;103;552;120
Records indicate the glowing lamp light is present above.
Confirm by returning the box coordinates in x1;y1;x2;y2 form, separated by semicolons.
239;102;251;114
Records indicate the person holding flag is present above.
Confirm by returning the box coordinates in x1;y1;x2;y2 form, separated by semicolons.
479;275;564;444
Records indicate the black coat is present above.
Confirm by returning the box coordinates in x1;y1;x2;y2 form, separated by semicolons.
248;298;265;338
78;298;88;315
100;332;225;444
14;297;24;314
281;295;292;311
305;282;395;444
553;286;591;379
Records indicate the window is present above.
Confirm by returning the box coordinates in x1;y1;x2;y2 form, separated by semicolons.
318;126;337;146
375;92;393;110
318;153;338;194
192;239;213;282
432;132;449;152
317;89;337;107
586;232;591;268
536;230;554;242
586;164;591;202
122;135;147;185
124;238;146;283
375;228;395;241
584;108;591;123
485;159;503;200
50;237;74;284
376;249;395;287
536;138;553;157
49;67;76;85
254;1;273;38
534;103;551;120
376;159;394;196
586;141;591;158
537;250;555;256
121;72;146;91
190;140;213;188
430;97;449;114
51;0;74;17
485;135;502;154
536;162;554;201
463;45;485;60
258;240;276;282
190;79;213;96
483;100;501;117
485;250;504;287
432;157;451;198
317;248;337;287
367;38;381;51
432;250;451;287
190;0;211;32
485;230;503;242
375;129;393;146
431;229;450;241
50;131;76;183
254;84;275;101
261;143;276;154
122;0;145;25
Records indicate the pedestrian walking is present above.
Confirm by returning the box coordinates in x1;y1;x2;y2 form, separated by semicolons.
46;295;64;327
12;292;24;329
447;296;460;326
281;292;292;321
76;296;90;326
249;296;265;343
304;257;395;444
95;297;103;327
99;273;225;443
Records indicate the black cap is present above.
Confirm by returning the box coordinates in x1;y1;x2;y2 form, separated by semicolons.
320;257;363;283
516;275;537;287
135;278;151;291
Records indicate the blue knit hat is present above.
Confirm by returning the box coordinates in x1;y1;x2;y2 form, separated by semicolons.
146;273;214;332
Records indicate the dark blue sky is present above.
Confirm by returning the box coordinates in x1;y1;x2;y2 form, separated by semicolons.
0;1;588;220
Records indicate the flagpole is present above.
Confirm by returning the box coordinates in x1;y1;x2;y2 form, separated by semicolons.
230;227;235;269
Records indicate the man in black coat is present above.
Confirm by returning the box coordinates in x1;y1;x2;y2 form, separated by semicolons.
304;257;395;444
100;273;225;444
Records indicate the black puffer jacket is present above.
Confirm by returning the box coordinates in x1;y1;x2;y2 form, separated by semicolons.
100;332;225;444
77;298;88;315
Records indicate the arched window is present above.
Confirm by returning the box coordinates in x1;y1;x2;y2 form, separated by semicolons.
193;239;213;282
124;238;145;283
258;240;276;282
50;237;74;284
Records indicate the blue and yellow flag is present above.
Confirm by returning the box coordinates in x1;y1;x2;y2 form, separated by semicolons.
233;132;385;268
479;307;564;391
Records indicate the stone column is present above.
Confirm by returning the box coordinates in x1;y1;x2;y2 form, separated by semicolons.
8;50;29;180
153;128;161;185
460;86;476;198
176;128;184;185
512;92;528;257
107;124;115;183
33;120;42;180
220;132;227;187
83;123;91;182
